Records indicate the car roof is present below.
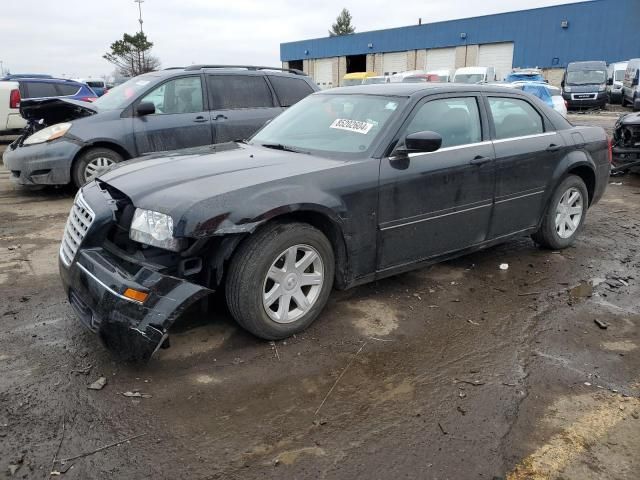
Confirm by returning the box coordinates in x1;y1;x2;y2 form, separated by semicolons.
154;65;308;79
567;61;606;69
18;77;85;85
318;83;533;97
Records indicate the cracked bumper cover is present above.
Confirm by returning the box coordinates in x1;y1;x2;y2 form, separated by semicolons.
59;247;211;362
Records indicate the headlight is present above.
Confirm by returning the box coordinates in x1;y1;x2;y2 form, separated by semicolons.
599;84;606;92
564;86;572;93
129;208;186;251
23;123;71;145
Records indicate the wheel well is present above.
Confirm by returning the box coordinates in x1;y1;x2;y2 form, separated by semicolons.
72;142;132;167
567;165;595;205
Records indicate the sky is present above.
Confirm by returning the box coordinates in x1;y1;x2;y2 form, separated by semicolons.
0;0;588;79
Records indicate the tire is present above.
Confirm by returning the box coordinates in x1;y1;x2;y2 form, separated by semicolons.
225;221;335;340
532;175;588;250
72;147;123;188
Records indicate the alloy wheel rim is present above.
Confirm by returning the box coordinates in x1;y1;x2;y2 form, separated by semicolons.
262;244;324;324
84;157;116;182
555;187;583;239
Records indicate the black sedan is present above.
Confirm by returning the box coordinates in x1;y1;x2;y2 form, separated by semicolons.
58;83;611;361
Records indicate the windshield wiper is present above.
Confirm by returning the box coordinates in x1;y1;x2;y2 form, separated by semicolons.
260;143;309;154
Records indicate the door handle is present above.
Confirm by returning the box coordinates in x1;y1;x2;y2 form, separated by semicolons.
213;114;228;121
193;116;208;123
546;144;562;152
469;155;492;166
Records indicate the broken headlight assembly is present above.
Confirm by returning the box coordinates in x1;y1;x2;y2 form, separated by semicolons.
23;122;71;145
129;208;187;252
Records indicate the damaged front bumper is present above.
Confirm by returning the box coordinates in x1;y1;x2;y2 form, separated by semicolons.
612;112;640;172
2;137;80;185
59;247;211;362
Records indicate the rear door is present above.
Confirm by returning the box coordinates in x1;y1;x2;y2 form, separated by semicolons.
484;94;566;238
377;94;495;270
132;75;213;154
206;74;282;143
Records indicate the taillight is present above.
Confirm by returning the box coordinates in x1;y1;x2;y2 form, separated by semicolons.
79;96;98;102
607;137;613;164
9;89;20;109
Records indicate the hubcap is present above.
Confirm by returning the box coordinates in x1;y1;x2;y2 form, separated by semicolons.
262;244;324;324
84;157;116;182
555;187;583;239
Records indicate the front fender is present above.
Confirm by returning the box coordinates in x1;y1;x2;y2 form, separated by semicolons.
187;184;347;237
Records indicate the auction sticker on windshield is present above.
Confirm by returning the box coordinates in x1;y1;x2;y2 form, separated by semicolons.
330;118;374;134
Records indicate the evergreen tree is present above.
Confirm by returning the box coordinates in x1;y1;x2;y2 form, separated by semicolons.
329;8;356;36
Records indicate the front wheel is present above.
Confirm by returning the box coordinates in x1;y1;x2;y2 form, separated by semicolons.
532;175;588;250
225;222;335;340
72;147;122;188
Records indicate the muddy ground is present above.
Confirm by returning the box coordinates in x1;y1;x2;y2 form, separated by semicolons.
1;113;639;479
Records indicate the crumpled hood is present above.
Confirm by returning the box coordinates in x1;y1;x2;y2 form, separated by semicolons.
98;143;345;229
618;112;640;126
20;97;98;125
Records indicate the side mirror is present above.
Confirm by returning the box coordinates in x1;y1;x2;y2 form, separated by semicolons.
136;101;156;116
633;77;639;87
561;81;565;88
607;78;613;85
396;131;442;155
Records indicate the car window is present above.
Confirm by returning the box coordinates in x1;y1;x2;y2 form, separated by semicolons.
404;97;482;148
207;75;274;110
267;76;314;107
24;82;58;98
488;97;544;140
56;84;81;96
139;76;204;114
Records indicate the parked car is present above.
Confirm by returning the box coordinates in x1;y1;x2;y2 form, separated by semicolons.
0;78;96;135
401;73;441;83
561;61;608;109
17;78;98;103
505;68;545;83
1;73;53;80
390;70;428;82
607;61;628;104
75;78;108;96
3;66;318;188
58;83;610;361
612;112;640;172
426;69;453;82
510;81;567;118
362;76;389;85
621;58;640;111
342;72;377;86
453;66;496;84
0;81;27;134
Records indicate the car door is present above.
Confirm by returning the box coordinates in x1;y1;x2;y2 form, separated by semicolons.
377;94;495;270
132;75;213;155
484;95;566;238
206;74;282;143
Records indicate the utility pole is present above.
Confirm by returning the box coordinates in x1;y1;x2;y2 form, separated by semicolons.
0;60;4;77
134;0;145;72
134;0;144;33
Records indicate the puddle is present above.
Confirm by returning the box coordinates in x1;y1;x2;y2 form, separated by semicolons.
351;299;399;337
275;446;325;465
569;281;593;300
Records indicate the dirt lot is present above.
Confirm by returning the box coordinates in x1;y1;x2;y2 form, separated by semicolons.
1;114;639;479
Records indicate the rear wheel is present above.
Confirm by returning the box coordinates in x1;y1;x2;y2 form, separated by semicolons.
532;175;588;249
72;147;122;188
225;222;335;340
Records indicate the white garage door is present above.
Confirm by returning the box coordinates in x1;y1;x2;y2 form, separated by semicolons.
425;47;456;71
478;42;514;81
383;52;408;76
314;59;334;90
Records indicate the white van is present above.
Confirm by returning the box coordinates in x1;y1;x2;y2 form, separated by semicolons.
622;58;640;110
453;66;496;84
426;69;453;82
607;61;627;104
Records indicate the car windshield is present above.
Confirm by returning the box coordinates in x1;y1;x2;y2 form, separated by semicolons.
454;74;484;83
93;74;159;110
507;73;544;82
614;70;626;81
86;81;105;88
566;69;606;85
250;94;406;158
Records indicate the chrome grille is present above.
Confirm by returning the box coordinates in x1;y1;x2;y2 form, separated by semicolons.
60;193;95;267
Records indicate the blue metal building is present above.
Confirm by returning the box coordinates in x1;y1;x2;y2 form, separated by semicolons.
281;0;639;85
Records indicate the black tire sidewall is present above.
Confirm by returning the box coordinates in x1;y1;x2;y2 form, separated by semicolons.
227;223;335;339
539;175;588;249
72;148;122;189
